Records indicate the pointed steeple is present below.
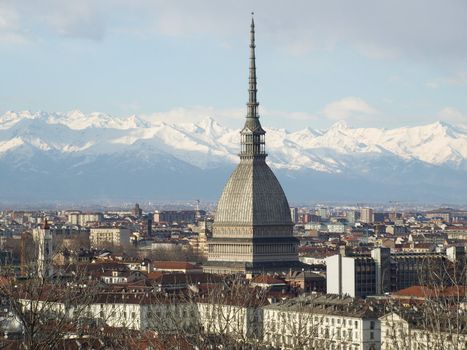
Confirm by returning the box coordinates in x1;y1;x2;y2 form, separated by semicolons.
247;14;258;119
240;14;266;159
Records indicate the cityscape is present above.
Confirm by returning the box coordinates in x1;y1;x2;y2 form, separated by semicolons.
0;2;466;350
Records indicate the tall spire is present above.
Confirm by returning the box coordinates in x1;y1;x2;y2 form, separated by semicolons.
247;13;258;119
240;14;266;159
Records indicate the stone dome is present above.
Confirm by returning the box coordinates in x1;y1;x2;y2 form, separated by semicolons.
214;159;292;226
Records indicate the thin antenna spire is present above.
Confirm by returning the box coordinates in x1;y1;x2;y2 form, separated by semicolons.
247;12;258;119
240;14;266;159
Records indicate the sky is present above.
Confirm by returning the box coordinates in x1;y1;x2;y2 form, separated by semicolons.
1;0;467;130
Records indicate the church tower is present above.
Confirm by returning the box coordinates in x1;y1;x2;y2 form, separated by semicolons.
205;17;300;275
33;219;53;279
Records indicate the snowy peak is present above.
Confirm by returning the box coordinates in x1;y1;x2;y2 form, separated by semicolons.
0;110;466;172
51;110;149;130
0;110;150;130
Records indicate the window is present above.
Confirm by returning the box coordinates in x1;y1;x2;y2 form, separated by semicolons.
355;320;358;328
370;331;374;340
370;321;375;330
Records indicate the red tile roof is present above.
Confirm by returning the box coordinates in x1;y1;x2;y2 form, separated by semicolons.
251;274;286;285
394;285;467;298
154;261;201;270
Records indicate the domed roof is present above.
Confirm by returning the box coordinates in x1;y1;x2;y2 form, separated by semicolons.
215;159;292;226
214;18;292;228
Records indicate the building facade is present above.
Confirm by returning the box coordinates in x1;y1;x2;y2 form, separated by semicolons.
90;227;131;248
32;220;53;278
326;247;459;298
379;312;466;350
204;18;299;275
360;208;374;224
263;295;381;350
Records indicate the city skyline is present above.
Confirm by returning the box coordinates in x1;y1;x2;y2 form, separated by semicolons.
1;1;467;130
0;4;465;350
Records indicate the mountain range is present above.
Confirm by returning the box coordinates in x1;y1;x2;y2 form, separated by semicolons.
1;110;466;204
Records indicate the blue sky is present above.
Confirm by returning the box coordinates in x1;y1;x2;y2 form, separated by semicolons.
1;0;467;130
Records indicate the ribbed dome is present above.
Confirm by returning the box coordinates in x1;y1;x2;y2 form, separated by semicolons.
205;17;300;275
215;159;292;226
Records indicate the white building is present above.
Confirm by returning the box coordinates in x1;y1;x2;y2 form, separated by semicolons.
327;223;347;233
379;312;466;350
326;253;376;298
68;212;103;226
32;221;53;278
360;208;374;224
290;207;299;224
90;227;131;248
263;295;380;350
197;302;261;340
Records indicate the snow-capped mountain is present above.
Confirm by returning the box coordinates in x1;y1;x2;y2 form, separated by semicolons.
0;110;466;203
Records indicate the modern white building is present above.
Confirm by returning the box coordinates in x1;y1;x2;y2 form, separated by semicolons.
68;212;104;226
326;253;376;298
90;227;131;248
326;247;455;298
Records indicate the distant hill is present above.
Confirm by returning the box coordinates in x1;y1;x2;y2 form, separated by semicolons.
1;110;466;203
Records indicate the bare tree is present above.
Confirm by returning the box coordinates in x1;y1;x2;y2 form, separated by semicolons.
380;254;467;350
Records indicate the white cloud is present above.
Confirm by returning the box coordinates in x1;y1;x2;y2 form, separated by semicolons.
427;70;467;89
323;97;378;121
35;1;105;40
438;107;467;125
142;106;243;126
0;2;27;43
141;105;318;129
261;107;318;122
3;0;467;60
356;44;399;60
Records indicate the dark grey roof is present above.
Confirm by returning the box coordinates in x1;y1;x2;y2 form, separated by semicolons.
214;158;292;226
242;117;265;134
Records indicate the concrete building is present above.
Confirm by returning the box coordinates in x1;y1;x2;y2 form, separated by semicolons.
32;220;53;279
67;212;103;226
347;210;357;225
90;227;131;248
132;203;142;218
360;208;374;224
327;223;347;233
290;207;299;224
425;211;451;223
153;210;200;224
317;208;329;219
327;247;457;298
205;18;299;275
326;253;376;298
